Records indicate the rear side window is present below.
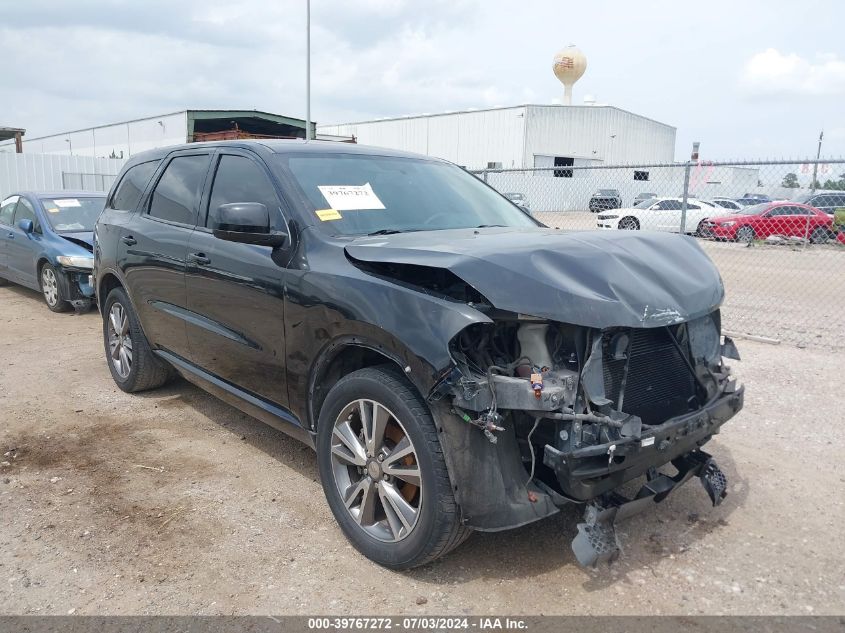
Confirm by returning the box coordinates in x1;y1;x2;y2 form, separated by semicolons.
110;160;160;211
148;155;210;225
206;155;281;228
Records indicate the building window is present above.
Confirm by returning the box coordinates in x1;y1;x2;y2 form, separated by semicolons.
486;161;502;169
554;156;574;178
634;170;649;181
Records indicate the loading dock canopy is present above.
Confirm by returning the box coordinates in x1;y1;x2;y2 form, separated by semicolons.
0;127;25;152
188;110;314;141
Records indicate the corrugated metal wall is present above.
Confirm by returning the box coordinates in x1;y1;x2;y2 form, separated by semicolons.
319;105;676;169
524;106;676;165
0;112;188;159
319;107;528;169
0;153;127;200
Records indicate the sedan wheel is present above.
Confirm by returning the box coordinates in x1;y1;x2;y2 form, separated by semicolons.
619;217;639;230
330;398;422;542
40;264;69;312
735;226;755;243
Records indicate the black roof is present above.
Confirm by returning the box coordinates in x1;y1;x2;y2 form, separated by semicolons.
122;139;435;169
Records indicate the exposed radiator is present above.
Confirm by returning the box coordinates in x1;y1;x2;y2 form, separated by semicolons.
602;327;697;425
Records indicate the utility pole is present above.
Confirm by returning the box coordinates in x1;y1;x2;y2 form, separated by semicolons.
305;0;312;141
680;141;699;234
810;130;823;193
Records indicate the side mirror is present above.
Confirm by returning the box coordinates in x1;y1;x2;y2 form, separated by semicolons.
17;218;33;234
210;203;287;247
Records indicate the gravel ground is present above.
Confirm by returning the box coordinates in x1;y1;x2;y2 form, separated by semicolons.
535;211;845;348
1;283;844;616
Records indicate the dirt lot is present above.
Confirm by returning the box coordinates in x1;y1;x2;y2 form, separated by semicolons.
1;283;844;616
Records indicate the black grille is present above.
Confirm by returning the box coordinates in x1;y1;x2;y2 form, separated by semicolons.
602;327;697;425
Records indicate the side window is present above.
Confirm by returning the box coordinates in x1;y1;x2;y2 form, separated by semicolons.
0;197;17;226
659;200;683;210
206;155;281;228
148;155;210;225
110;160;161;212
687;203;701;210
13;198;41;232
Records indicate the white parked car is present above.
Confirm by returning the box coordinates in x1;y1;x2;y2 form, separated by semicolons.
596;197;719;234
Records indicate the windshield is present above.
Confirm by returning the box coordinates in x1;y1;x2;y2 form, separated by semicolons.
39;196;105;233
504;193;525;201
596;189;617;196
281;154;537;235
634;198;657;208
791;193;812;203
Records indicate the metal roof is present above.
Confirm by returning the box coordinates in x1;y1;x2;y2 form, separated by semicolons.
322;104;676;131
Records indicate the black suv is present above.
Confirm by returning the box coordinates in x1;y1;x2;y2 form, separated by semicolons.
588;189;622;213
94;140;743;569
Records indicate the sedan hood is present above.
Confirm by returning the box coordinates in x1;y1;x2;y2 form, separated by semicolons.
60;231;94;252
345;228;724;329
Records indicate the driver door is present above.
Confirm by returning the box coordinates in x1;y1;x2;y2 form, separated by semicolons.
184;150;290;406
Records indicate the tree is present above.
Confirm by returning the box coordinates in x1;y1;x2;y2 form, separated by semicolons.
781;172;800;188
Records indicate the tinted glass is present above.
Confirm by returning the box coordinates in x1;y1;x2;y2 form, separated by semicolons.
207;155;280;228
738;203;769;215
39;196;105;232
13;198;39;231
111;160;160;211
0;197;18;225
634;198;655;208
149;155;210;225
282;154;536;235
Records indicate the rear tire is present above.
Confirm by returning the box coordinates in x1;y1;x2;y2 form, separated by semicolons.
102;287;171;393
619;217;640;230
316;365;470;569
41;263;70;313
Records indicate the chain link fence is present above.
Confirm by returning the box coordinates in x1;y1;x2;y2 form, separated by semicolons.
472;159;845;349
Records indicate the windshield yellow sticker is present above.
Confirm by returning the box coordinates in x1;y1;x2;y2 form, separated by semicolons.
316;208;342;221
47;207;60;213
317;183;385;211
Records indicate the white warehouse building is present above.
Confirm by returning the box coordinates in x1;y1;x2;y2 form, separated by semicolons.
317;104;677;170
319;104;758;211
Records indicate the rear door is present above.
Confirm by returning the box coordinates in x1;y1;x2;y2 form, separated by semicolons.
119;151;212;360
5;197;43;288
184;150;289;404
0;196;19;280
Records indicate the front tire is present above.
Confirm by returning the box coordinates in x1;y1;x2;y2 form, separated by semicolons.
41;264;70;313
316;366;469;569
102;287;171;392
619;217;640;230
735;226;755;243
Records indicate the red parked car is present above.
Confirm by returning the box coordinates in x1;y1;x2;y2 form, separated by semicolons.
700;202;834;243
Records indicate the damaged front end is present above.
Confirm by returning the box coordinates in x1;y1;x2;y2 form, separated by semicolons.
431;310;743;567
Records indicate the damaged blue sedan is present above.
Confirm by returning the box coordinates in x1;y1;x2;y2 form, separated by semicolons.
0;191;104;312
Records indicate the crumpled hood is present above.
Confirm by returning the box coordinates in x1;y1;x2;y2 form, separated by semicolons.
60;231;94;252
345;228;724;329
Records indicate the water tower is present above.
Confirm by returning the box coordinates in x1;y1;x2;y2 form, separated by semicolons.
553;45;587;105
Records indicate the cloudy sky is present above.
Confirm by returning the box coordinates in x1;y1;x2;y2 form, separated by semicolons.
2;0;844;162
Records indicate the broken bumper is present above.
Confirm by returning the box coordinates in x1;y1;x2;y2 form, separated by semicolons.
571;449;728;566
544;385;744;501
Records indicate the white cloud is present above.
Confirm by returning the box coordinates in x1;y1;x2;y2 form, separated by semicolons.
742;48;845;96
